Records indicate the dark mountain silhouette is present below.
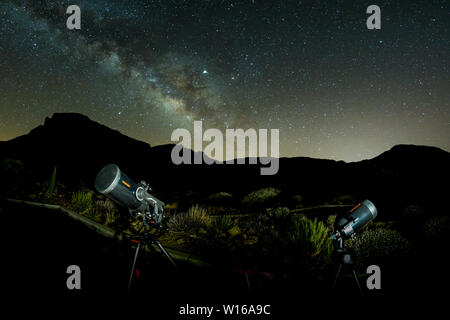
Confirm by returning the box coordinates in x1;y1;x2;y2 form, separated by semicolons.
1;113;449;217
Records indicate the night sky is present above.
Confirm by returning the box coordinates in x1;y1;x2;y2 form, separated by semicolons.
0;0;448;161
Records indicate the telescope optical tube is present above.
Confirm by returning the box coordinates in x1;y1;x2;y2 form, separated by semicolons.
94;164;142;210
334;199;378;239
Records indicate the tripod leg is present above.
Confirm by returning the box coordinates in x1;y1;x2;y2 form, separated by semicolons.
332;264;342;291
127;242;141;293
154;240;177;268
352;269;363;296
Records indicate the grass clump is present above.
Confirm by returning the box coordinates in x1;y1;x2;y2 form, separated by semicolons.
71;190;93;214
287;216;333;267
212;215;240;236
167;204;211;234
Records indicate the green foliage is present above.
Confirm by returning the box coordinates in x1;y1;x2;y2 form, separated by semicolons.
94;199;120;226
326;215;336;227
241;213;278;251
212;215;240;236
267;207;290;219
189;213;243;262
71;190;93;214
292;194;303;203
422;216;450;241
167;204;211;234
288;217;333;265
45;167;57;198
347;229;411;266
167;204;245;261
206;192;234;205
241;187;281;207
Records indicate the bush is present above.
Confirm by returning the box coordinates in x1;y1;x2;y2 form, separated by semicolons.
332;194;356;205
326;215;336;228
287;217;333;266
347;229;411;266
292;194;303;203
0;158;25;192
206;192;234;206
212;215;240;236
94;199;120;226
164;201;179;211
167;207;243;261
423;216;450;241
242;213;277;250
241;187;281;207
292;194;304;208
167;204;211;234
402;204;425;220
71;190;93;214
267;207;290;219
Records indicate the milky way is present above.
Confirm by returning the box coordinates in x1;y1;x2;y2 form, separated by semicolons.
0;0;448;161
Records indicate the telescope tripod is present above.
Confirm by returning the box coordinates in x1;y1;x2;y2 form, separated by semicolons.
127;235;177;293
331;238;363;296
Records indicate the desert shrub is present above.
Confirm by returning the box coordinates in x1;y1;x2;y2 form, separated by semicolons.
95;199;116;213
267;207;290;219
371;221;396;230
206;192;234;206
167;204;211;234
292;194;305;208
164;201;179;211
265;207;292;234
185;190;201;201
167;209;242;262
105;211;118;225
347;229;411;266
206;206;239;216
94;199;120;226
423;216;450;241
191;215;244;262
242;213;278;249
0;158;25;192
212;215;240;236
1;158;24;171
402;204;425;220
241;187;281;207
332;194;356;205
326;215;336;228
287;216;333;267
71;190;93;213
